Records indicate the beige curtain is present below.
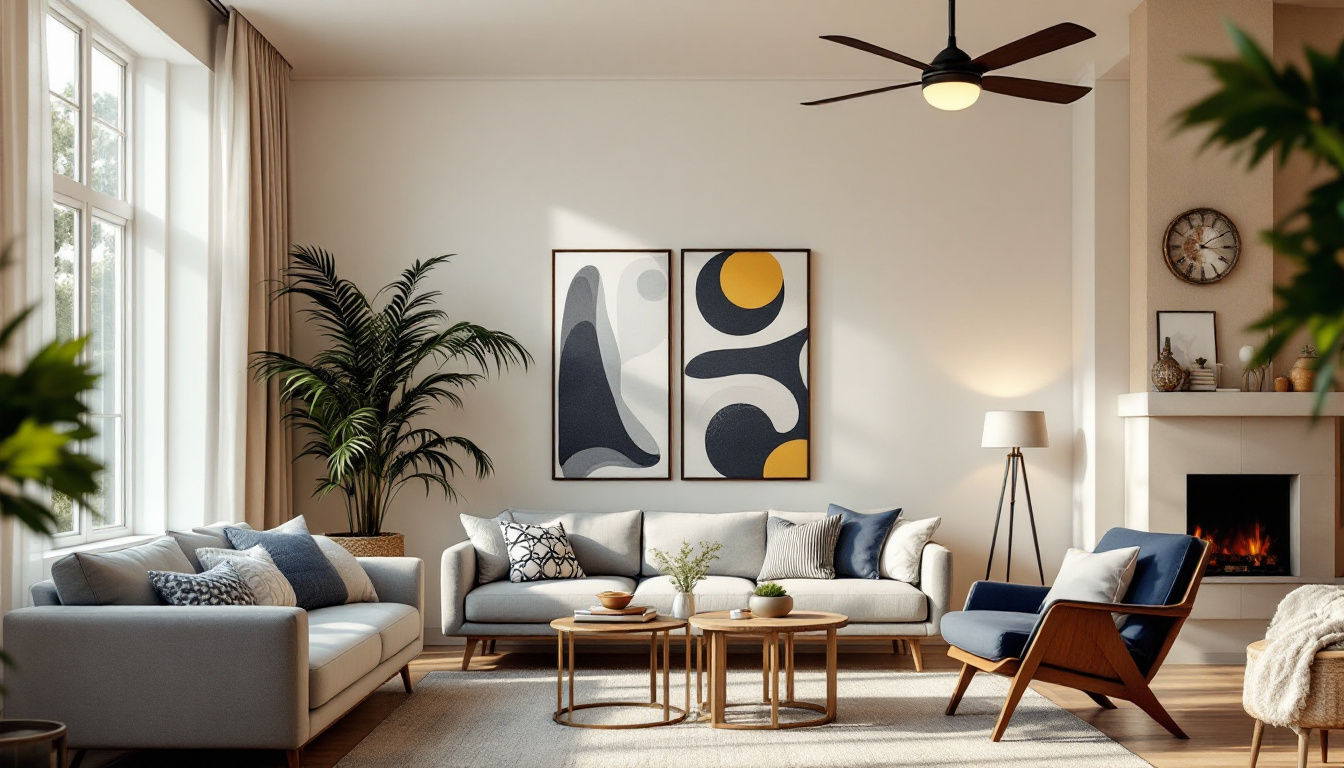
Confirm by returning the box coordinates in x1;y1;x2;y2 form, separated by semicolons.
209;11;292;530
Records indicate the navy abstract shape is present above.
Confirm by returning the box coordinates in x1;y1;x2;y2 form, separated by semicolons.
558;321;659;474
696;250;784;336
686;328;809;478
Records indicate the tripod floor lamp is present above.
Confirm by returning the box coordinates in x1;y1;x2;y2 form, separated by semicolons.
982;410;1048;584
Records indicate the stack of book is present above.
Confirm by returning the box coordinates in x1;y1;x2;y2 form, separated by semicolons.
573;605;657;622
1189;366;1216;391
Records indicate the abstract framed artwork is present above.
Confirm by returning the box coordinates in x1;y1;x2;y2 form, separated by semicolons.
553;250;671;480
681;249;811;480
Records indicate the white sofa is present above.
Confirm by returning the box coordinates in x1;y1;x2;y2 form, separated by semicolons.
442;509;951;669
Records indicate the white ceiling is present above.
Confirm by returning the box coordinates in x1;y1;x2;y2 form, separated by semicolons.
226;0;1144;82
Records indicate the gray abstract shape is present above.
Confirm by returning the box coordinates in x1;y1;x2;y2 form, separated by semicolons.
637;267;667;301
616;258;666;362
562;446;642;478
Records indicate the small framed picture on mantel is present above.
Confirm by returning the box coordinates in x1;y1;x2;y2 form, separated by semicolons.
1156;311;1218;371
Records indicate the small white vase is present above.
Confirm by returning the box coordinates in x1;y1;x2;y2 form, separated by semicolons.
672;591;696;619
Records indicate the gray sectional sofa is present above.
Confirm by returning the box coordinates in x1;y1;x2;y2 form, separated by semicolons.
3;538;424;768
442;509;951;669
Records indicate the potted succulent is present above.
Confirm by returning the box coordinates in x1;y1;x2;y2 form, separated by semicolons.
750;582;794;619
649;540;722;619
253;246;531;556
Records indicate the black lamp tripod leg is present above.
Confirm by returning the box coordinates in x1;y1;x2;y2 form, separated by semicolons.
985;452;1013;580
1018;453;1045;585
1006;453;1018;583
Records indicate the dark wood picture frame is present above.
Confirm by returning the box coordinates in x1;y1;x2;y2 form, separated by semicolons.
680;248;812;481
552;249;673;481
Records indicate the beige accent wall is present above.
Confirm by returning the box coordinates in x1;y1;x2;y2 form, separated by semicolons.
1129;0;1275;392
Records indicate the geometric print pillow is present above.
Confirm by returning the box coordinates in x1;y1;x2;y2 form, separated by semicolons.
148;561;257;606
196;545;298;607
500;521;585;583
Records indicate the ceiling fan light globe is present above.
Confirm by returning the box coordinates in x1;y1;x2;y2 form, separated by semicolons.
922;80;981;111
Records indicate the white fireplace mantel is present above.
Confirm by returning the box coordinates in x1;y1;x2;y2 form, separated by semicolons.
1119;392;1344;419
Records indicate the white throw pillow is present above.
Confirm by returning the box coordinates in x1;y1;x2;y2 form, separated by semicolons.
461;511;515;584
879;517;942;583
312;534;380;603
1042;546;1141;619
196;545;297;607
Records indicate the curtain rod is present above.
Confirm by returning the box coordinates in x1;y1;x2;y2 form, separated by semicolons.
206;0;228;20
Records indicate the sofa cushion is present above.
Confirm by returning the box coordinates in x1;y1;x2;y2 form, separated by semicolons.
197;546;298;607
509;509;642;577
633;575;756;614
461;510;515;584
827;504;901;580
771;578;928;623
225;525;347;610
307;617;383;708
313;535;380;603
641;510;767;579
768;510;826;525
465;575;637;623
941;610;1041;661
309;602;420;663
51;536;195;606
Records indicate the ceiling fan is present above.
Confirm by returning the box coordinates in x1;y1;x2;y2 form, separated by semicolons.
803;0;1095;111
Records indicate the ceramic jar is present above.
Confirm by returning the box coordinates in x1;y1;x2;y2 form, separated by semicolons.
1152;337;1188;392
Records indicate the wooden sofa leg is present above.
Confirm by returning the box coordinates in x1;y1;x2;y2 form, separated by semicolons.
400;664;414;693
1086;692;1118;709
462;637;480;671
286;748;302;768
892;639;904;655
945;663;977;716
908;639;924;672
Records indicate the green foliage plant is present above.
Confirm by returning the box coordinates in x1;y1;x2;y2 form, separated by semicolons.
754;582;788;598
649;540;723;593
252;246;531;535
1176;22;1344;414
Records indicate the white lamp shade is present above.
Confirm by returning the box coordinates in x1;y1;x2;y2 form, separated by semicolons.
982;411;1049;449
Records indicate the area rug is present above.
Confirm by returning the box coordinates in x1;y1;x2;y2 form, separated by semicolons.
335;668;1152;767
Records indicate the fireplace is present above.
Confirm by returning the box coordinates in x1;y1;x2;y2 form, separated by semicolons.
1186;474;1293;578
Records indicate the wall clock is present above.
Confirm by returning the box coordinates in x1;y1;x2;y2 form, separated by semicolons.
1162;207;1240;285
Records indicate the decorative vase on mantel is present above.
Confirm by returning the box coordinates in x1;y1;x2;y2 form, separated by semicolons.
326;532;405;557
672;591;696;620
1289;344;1319;394
1152;337;1189;392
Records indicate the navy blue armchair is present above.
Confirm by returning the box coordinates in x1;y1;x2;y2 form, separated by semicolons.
942;528;1211;741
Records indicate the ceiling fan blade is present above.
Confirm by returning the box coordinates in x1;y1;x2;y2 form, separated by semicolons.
982;76;1092;104
971;23;1096;72
819;35;932;72
801;82;920;106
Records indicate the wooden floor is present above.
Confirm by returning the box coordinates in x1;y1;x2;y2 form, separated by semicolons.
89;643;1312;768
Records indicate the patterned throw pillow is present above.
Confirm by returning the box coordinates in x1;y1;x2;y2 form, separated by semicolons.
149;562;257;606
500;521;585;582
196;545;297;607
758;514;843;581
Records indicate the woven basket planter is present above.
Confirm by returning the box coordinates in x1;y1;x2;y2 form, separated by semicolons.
326;532;405;558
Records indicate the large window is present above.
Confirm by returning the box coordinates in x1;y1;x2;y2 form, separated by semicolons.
47;5;132;543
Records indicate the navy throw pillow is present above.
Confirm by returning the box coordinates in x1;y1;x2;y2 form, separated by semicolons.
827;504;901;579
224;527;347;610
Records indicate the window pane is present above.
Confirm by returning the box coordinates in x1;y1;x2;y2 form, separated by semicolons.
91;122;122;198
51;100;78;181
52;491;76;535
46;16;78;104
90;217;121;415
89;416;121;529
91;48;122;128
53;203;79;342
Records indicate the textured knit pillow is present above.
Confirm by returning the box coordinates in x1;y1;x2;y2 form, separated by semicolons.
879;516;943;583
312;535;379;603
827;504;901;580
461;511;515;584
500;520;585;582
758;514;843;581
149;562;257;606
197;545;297;607
225;526;347;609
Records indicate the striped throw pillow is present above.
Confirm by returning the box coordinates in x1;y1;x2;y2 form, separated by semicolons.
758;514;843;581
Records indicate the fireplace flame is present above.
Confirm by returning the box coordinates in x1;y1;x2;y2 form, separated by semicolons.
1193;522;1277;566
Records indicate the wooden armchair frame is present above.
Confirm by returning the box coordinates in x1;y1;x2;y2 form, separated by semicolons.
945;541;1212;742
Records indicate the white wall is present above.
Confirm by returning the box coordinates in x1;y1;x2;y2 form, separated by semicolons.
288;79;1078;636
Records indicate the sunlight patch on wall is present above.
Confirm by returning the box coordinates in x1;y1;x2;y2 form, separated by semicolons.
549;207;654;249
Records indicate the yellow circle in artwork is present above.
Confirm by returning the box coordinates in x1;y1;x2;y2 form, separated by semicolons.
720;251;784;309
763;439;808;479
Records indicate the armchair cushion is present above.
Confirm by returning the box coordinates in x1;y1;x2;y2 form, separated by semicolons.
1096;529;1204;668
941;610;1040;662
962;581;1050;614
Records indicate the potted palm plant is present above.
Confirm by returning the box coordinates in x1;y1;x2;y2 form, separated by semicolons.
253;246;531;556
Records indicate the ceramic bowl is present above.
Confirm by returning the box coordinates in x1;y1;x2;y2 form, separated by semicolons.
597;591;634;610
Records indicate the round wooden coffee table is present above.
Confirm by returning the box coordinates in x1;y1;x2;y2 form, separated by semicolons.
690;610;848;729
550;616;690;729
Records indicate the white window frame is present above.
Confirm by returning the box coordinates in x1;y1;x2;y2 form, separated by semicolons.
47;2;135;546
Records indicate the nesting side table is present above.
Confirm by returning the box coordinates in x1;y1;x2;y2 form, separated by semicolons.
550;616;691;729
